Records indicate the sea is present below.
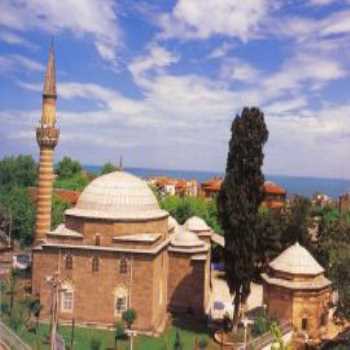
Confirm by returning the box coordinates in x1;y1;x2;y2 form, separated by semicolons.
84;165;350;199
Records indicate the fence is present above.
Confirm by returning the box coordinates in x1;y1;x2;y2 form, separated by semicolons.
247;321;293;350
0;320;32;350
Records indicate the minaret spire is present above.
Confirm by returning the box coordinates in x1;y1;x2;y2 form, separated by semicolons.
41;40;57;127
34;42;60;245
43;39;57;98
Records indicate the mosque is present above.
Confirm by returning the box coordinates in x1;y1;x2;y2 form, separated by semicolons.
31;46;212;332
32;46;332;339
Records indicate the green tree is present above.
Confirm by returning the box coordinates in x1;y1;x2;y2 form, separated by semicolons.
5;269;19;317
100;162;117;175
52;195;72;229
173;330;183;350
256;210;283;274
316;218;350;320
90;337;101;350
198;337;208;349
122;308;137;329
122;308;137;350
22;295;42;333
114;321;125;350
54;172;89;191
56;157;82;179
0;187;35;246
0;155;37;189
160;195;221;233
218;107;268;328
282;196;312;249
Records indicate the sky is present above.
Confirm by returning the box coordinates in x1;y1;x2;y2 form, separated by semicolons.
1;0;350;179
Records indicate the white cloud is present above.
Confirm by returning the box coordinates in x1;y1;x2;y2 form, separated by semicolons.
208;42;235;59
265;104;350;178
0;30;36;48
264;97;308;115
129;44;179;87
0;0;120;62
308;0;338;5
0;54;45;73
220;59;260;83
159;0;273;41
262;52;346;98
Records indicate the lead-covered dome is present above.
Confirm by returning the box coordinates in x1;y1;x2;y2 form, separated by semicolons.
184;216;210;232
269;242;324;276
66;171;168;220
171;227;205;248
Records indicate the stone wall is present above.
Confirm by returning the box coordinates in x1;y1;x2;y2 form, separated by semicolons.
167;252;207;316
292;289;331;339
64;216;168;246
32;246;166;332
263;283;293;322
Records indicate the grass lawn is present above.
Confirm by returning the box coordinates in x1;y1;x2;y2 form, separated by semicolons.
7;316;220;350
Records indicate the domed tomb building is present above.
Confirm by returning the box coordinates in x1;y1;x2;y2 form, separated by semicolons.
168;227;210;315
261;242;332;339
31;46;211;333
184;216;212;244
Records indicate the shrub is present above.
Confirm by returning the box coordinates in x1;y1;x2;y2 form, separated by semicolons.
90;337;101;350
122;308;137;329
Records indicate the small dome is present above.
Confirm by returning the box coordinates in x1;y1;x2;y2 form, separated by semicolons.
269;242;324;275
168;216;179;232
184;216;210;232
171;227;204;247
66;171;168;220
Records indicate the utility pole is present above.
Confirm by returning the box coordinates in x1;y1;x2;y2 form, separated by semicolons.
46;272;63;350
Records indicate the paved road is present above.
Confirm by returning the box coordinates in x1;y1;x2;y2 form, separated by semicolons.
209;270;263;319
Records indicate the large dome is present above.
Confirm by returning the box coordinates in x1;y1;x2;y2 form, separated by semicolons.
65;171;168;220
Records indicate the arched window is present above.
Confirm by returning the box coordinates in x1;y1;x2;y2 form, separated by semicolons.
65;254;73;270
114;287;128;316
95;234;101;246
120;256;128;274
61;282;74;313
92;256;99;272
301;318;308;331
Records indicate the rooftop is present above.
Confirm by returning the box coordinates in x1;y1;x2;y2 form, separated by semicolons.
269;242;324;276
65;171;168;221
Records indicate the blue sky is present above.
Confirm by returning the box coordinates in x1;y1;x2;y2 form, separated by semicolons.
1;0;350;178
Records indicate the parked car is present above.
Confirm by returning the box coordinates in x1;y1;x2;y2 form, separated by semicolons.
12;253;31;270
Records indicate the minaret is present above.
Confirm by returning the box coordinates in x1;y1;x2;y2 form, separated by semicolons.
34;43;59;245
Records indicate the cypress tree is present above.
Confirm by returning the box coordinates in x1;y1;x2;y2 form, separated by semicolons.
218;107;268;328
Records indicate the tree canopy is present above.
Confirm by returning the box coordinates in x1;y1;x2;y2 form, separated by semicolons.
160;195;221;234
0;155;37;189
56;156;82;179
100;162;118;175
218;107;268;327
55;157;89;191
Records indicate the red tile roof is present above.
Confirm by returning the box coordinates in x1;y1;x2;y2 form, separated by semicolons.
28;187;80;205
263;181;286;195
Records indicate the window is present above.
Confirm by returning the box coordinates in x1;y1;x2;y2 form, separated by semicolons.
95;234;101;246
320;313;328;326
120;256;128;274
61;284;74;313
114;287;128;316
92;256;99;272
301;318;308;331
65;254;73;270
115;296;127;314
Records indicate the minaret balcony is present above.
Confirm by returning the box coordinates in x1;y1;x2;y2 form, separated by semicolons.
36;126;60;148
